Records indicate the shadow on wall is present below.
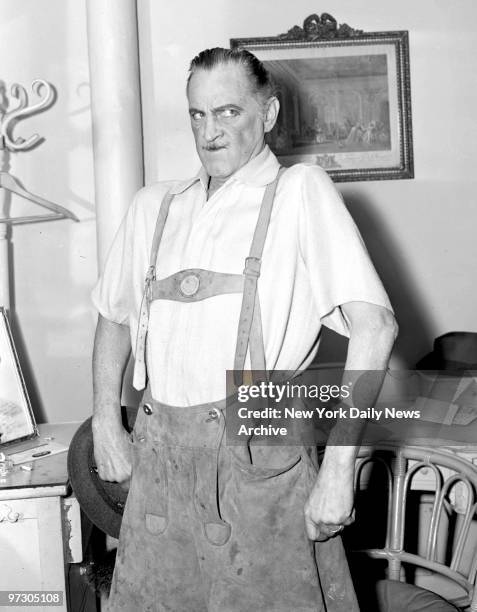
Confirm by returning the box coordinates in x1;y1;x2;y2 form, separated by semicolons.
344;191;434;368
315;190;434;368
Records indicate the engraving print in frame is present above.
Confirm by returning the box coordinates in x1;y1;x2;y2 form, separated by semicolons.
231;13;414;182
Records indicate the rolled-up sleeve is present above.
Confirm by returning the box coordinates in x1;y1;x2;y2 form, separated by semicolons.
91;202;136;326
298;165;393;337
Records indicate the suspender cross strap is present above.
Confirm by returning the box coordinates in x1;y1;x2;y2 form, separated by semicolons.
133;167;285;391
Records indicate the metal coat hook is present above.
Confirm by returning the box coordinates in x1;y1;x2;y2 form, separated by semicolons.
1;79;55;151
0;79;78;225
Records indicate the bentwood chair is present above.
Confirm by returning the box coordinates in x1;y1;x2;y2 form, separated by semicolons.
347;444;477;611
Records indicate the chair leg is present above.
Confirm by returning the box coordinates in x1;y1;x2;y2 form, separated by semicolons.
387;558;402;581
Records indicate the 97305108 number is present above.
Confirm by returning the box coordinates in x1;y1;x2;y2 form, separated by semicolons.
0;591;63;606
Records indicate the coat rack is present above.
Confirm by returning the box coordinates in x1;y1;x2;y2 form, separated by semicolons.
0;79;79;308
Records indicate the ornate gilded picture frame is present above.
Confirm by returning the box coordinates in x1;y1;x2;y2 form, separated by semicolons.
0;308;37;446
231;13;414;182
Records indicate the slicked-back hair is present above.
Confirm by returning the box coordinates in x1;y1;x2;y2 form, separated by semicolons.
187;47;275;102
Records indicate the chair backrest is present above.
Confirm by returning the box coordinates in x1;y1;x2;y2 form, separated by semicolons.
351;443;477;611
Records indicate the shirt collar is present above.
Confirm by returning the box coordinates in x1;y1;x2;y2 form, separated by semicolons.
168;174;203;195
169;145;280;195
230;145;280;187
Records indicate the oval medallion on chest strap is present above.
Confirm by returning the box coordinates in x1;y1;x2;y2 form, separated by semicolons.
179;273;200;297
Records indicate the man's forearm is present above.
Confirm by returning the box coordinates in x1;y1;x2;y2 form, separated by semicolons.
91;314;133;483
324;302;398;462
92;314;132;426
304;304;397;539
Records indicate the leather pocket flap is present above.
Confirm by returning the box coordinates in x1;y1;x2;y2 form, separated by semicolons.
145;513;167;535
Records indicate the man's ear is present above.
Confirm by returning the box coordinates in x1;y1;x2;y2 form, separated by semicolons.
263;96;280;133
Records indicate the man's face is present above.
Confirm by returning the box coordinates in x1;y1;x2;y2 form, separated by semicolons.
187;63;275;180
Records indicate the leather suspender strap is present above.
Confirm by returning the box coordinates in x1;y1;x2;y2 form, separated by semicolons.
148;192;175;270
249;296;265;372
233;167;285;385
133;190;174;390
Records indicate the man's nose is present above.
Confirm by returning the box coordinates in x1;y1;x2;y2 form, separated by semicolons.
203;114;222;142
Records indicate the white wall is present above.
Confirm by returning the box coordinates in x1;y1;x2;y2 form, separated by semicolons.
138;0;477;367
0;0;96;423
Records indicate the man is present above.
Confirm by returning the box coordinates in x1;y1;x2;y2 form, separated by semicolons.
92;47;397;611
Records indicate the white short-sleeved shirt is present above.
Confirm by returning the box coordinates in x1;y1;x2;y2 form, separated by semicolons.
92;146;393;406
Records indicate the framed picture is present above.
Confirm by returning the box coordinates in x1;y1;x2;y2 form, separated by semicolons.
0;307;37;446
231;13;414;182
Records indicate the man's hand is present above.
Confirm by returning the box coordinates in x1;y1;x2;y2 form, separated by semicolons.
92;315;133;485
304;448;355;541
92;413;132;484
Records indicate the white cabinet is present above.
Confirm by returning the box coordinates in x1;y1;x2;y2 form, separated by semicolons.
0;423;82;612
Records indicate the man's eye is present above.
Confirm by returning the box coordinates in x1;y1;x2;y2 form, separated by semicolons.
190;112;204;121
219;108;239;119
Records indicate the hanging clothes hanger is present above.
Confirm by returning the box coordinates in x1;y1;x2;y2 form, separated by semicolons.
0;171;79;225
0;79;79;225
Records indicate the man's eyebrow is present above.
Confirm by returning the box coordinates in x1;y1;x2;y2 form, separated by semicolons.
188;104;244;114
212;104;243;112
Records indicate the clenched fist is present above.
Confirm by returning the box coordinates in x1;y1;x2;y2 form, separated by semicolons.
92;413;132;484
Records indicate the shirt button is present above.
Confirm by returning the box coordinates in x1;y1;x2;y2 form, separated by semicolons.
143;403;153;415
